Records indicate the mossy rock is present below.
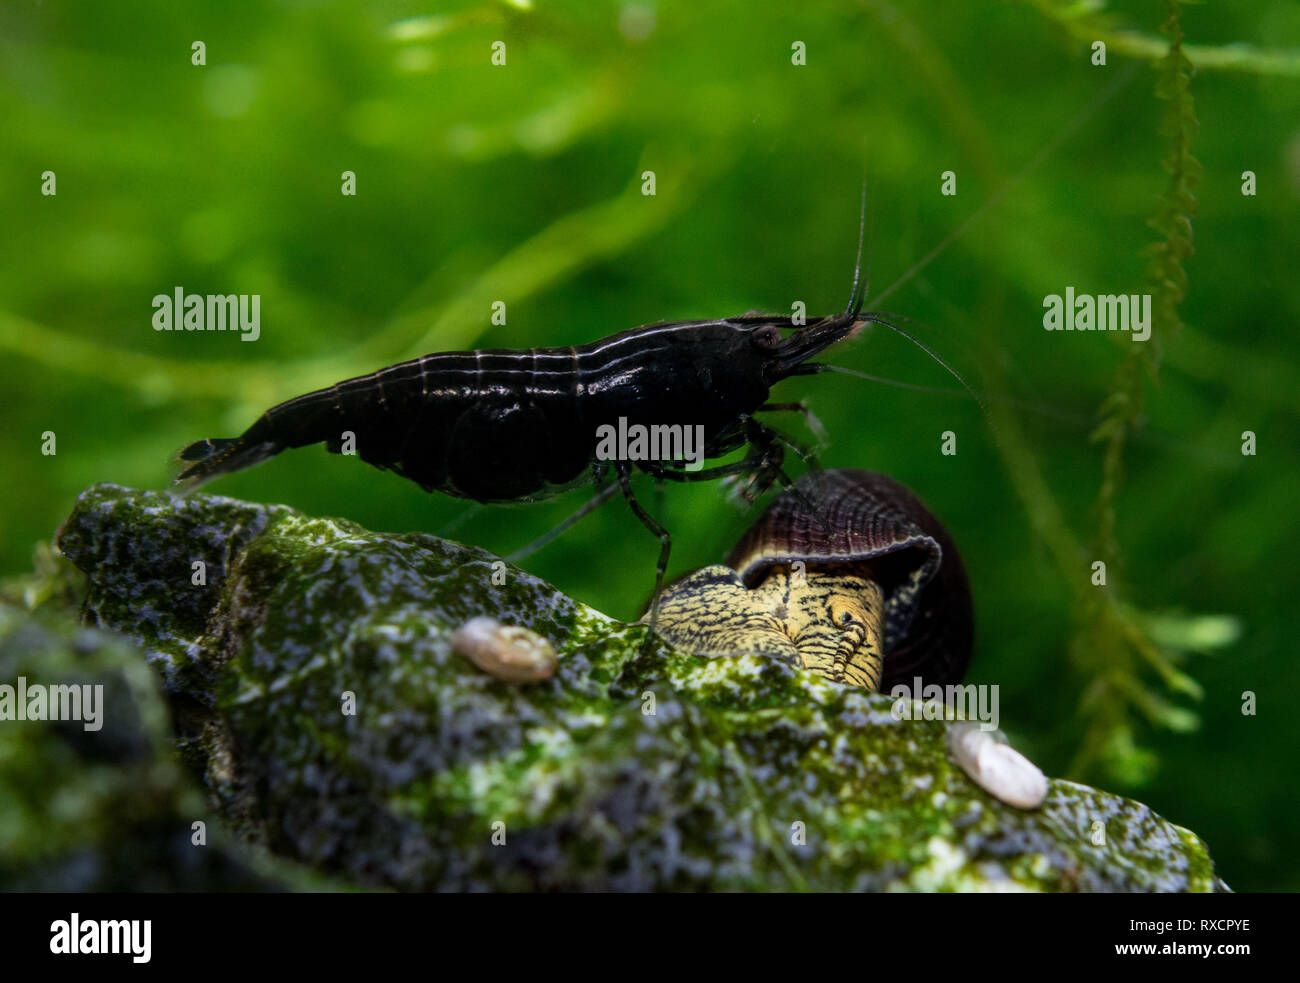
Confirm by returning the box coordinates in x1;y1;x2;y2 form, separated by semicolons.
0;603;318;890
46;483;1227;891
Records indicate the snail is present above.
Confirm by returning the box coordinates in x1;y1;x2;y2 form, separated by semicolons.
451;617;558;684
946;722;1048;810
649;468;973;691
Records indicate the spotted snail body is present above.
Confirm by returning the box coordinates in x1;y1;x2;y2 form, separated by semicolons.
651;468;973;691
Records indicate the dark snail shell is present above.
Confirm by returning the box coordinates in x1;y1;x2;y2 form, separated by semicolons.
726;468;973;689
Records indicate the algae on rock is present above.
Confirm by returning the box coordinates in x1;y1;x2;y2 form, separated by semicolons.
49;483;1226;891
0;603;309;890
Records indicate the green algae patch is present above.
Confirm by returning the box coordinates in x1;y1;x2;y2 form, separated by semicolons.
0;602;322;890
51;483;1227;891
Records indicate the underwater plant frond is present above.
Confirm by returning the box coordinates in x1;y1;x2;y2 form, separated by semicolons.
1071;0;1209;785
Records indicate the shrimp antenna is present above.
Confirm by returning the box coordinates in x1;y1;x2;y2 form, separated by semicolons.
823;312;988;420
844;172;871;318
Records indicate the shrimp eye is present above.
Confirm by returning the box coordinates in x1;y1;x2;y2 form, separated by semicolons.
751;325;782;350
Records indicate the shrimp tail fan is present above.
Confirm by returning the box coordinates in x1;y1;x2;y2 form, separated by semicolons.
173;436;281;490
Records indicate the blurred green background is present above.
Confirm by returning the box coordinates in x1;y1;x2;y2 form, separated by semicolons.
2;0;1297;890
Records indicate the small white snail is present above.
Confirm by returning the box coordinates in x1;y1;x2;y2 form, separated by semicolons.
946;722;1049;810
450;617;558;684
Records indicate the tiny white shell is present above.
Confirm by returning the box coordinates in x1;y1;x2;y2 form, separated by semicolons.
946;722;1049;810
450;617;558;684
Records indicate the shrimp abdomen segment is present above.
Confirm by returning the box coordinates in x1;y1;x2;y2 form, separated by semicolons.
176;349;591;501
